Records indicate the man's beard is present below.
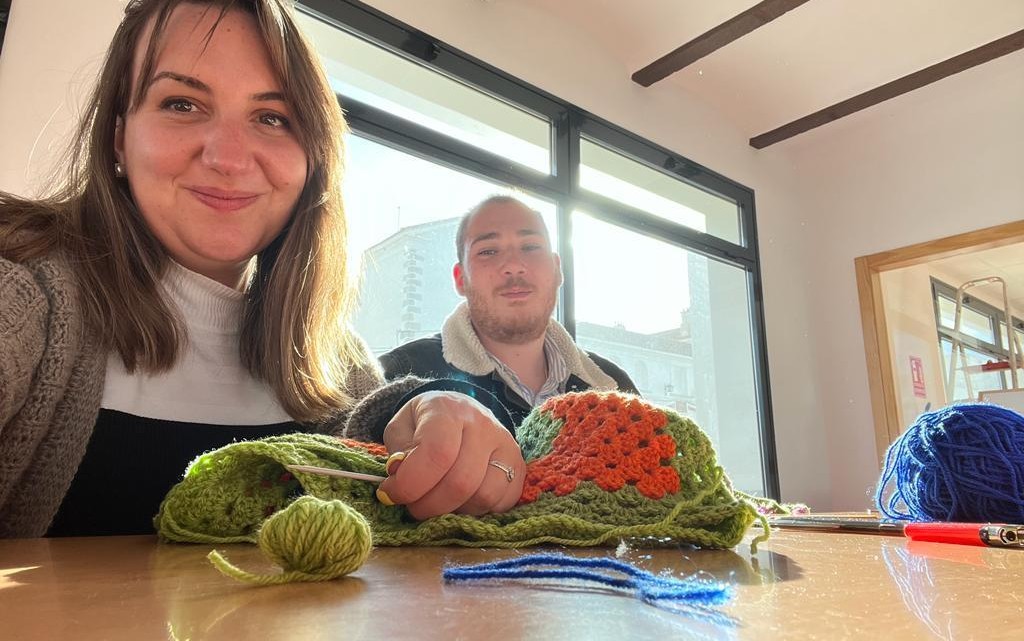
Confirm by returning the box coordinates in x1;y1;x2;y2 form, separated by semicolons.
464;278;555;345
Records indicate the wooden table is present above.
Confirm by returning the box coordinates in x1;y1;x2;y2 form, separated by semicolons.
1;529;1021;640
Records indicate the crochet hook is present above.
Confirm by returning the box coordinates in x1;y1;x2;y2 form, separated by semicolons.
767;516;1024;548
284;464;386;484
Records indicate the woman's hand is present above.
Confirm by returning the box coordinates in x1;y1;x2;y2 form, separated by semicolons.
376;391;525;520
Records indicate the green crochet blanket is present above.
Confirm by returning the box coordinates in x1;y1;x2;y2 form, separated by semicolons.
156;391;761;549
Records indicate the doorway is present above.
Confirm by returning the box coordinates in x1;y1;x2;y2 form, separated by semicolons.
855;219;1024;462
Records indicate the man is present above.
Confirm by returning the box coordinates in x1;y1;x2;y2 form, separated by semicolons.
380;195;639;431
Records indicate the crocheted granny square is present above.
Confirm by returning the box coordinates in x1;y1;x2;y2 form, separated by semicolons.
156;391;759;549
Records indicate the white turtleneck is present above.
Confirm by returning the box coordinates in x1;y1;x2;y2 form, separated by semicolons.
100;261;292;425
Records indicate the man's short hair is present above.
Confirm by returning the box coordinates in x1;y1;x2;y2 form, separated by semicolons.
455;195;549;264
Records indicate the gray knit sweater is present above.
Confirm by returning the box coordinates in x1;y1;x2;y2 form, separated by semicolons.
0;254;419;538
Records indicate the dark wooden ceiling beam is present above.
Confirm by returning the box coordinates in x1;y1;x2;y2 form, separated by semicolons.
632;0;813;87
750;28;1024;149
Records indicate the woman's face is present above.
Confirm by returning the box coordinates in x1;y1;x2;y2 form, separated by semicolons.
116;4;307;288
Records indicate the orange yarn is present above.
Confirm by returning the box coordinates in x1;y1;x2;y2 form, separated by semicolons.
336;438;389;458
520;392;680;504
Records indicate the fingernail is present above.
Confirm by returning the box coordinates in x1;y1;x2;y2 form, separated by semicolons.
376;487;395;506
385;451;406;475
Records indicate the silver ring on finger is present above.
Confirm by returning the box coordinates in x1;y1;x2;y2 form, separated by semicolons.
488;460;515;483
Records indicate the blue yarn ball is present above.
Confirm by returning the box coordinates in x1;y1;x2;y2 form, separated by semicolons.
876;403;1024;522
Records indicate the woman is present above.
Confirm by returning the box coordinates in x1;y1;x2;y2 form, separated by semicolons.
0;0;523;538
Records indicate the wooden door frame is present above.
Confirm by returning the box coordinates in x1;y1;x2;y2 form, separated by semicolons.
856;220;1024;463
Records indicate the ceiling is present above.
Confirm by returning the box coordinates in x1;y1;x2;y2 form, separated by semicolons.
512;0;1024;304
930;243;1024;313
515;0;1024;143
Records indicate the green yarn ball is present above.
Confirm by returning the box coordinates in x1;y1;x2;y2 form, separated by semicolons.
208;496;373;585
258;496;373;576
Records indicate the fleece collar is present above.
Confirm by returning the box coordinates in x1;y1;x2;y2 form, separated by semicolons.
440;302;618;390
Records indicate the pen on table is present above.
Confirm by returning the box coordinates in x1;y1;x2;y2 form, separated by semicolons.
904;522;1023;548
285;464;386;484
765;516;1024;548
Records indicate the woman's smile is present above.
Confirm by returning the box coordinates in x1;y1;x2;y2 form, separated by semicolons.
186;186;262;212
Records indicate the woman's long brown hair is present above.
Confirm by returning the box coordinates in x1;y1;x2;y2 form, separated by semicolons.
0;0;368;422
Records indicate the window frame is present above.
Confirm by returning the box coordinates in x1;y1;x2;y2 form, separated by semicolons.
299;0;779;499
932;277;1024;394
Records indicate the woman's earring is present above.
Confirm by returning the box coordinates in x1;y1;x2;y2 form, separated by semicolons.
114;162;126;178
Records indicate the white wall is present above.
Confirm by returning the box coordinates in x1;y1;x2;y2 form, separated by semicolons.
881;264;951;429
0;0;125;195
783;48;1024;508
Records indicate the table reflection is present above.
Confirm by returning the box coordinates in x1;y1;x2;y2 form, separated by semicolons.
883;538;1023;641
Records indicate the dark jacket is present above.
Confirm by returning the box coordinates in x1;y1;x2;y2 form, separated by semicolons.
379;303;639;431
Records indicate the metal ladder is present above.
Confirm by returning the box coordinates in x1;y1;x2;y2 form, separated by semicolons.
945;276;1023;401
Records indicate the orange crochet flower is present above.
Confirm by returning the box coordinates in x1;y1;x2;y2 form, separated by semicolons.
519;392;680;504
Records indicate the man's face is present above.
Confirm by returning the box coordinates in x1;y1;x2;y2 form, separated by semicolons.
454;202;562;345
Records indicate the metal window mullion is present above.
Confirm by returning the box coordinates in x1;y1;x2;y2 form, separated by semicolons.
736;191;758;250
556;111;581;337
741;188;775;497
747;267;780;499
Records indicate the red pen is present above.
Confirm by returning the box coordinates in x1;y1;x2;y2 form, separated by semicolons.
766;516;1024;548
904;522;1024;548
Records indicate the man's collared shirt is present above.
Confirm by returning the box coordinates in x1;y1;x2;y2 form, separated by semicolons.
486;332;570;408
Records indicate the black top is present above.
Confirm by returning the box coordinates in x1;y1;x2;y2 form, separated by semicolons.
47;409;297;537
380;333;640;430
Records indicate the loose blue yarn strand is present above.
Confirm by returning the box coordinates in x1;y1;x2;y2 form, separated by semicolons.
875;403;1024;522
442;553;732;607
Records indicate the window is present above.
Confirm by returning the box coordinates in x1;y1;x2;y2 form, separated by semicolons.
300;15;550;174
936;296;994;344
579;137;741;244
572;214;763;495
932;278;1024;400
298;0;777;498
